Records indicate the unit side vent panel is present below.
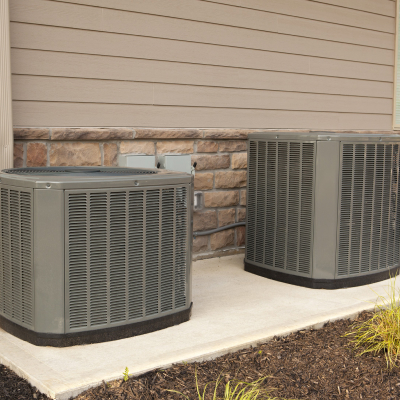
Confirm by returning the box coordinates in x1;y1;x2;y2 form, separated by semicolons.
0;188;33;329
338;143;400;277
67;186;189;331
68;193;88;329
246;140;315;276
145;190;160;316
175;187;188;309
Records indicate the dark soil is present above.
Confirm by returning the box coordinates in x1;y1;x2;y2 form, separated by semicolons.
2;311;400;399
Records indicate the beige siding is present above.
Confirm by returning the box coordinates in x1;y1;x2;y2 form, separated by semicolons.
14;102;392;129
10;23;393;81
43;0;394;41
210;0;394;32
15;0;395;49
12;75;392;114
9;0;394;65
12;49;393;99
305;0;395;16
9;0;396;129
11;49;393;98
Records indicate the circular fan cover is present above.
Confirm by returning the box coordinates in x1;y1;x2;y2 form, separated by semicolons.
2;167;157;176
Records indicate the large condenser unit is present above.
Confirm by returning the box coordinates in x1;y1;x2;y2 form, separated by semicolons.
0;167;192;346
245;132;400;289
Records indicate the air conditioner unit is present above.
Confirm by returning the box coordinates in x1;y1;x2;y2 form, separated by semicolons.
245;132;400;289
0;167;192;346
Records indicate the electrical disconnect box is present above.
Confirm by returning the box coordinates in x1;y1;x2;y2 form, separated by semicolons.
158;155;192;174
118;154;156;169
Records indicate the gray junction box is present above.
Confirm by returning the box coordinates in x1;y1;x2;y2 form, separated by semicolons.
118;154;156;169
0;167;193;346
158;155;192;174
245;132;400;289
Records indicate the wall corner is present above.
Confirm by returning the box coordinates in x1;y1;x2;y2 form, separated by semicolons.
0;0;13;170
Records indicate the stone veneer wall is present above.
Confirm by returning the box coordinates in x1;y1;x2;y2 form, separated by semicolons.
12;127;255;260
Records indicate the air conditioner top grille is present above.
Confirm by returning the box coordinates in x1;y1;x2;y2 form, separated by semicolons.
3;167;157;176
248;132;400;143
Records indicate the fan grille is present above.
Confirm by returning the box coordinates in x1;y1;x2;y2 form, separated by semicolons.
66;186;189;331
246;140;314;276
337;143;400;276
0;187;34;329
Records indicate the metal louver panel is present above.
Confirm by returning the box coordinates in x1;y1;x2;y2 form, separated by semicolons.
246;141;257;261
0;187;33;329
110;192;127;323
175;187;188;308
338;143;400;277
246;140;315;276
128;191;144;319
66;186;189;332
161;189;174;312
255;141;266;265
89;192;107;326
68;193;88;329
145;190;160;316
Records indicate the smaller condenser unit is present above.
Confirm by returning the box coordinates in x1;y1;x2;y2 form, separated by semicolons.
0;167;192;346
245;132;400;289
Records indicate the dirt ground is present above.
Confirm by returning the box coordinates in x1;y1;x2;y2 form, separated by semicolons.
2;311;400;400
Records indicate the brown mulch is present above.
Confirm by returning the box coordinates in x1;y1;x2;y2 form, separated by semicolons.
0;364;50;400
2;311;400;399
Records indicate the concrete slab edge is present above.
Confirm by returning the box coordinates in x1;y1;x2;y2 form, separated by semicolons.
0;352;56;399
52;301;377;400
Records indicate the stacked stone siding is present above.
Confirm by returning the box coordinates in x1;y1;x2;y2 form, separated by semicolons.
13;127;252;259
192;137;247;258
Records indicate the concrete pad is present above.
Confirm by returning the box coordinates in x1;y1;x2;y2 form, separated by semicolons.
1;254;399;399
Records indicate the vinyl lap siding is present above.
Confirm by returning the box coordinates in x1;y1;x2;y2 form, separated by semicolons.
9;0;396;129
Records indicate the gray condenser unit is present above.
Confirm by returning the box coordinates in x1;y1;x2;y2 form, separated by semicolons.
245;132;400;289
0;167;192;346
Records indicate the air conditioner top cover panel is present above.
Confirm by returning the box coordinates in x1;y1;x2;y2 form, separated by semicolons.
0;167;192;189
249;132;400;142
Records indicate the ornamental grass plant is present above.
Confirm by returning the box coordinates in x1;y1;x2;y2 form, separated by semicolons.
346;275;400;369
168;369;282;400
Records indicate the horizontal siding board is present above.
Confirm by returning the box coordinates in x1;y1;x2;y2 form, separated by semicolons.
11;49;393;99
154;82;392;114
50;0;394;49
12;76;154;105
208;0;395;33
11;75;392;114
9;0;394;65
309;58;392;81
9;0;396;130
10;23;394;82
309;0;395;16
13;101;392;129
275;15;394;50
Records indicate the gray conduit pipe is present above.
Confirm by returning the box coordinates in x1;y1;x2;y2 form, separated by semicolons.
193;222;246;237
